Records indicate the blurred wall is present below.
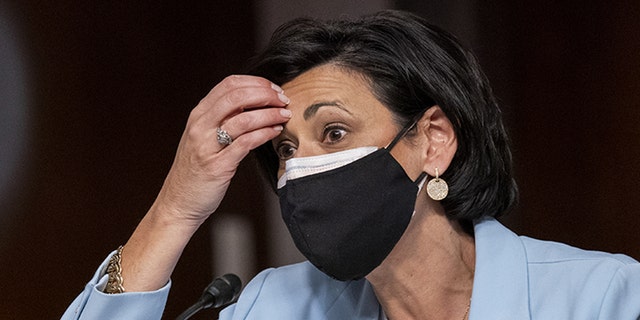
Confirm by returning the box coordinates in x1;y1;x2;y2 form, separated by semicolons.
1;1;259;318
1;1;639;319
0;0;31;252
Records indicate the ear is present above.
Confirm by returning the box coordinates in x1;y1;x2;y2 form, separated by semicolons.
417;105;457;176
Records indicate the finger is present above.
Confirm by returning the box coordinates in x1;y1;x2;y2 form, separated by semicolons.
220;125;285;164
218;107;292;142
193;85;289;132
192;75;286;119
207;75;283;101
204;75;281;103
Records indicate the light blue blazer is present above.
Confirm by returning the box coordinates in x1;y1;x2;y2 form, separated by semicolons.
63;219;640;319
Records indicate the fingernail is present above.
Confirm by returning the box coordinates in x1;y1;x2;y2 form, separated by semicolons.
271;83;284;93
278;93;290;105
280;109;292;118
273;125;284;131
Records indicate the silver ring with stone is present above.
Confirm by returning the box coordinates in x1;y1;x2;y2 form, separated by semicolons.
216;127;233;145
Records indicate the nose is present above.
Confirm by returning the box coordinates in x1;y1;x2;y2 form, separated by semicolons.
291;143;325;159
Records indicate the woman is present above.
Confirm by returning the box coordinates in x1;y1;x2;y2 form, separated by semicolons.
63;10;640;319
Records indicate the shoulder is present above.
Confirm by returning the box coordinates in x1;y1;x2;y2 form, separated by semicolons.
242;261;350;299
473;218;640;318
220;261;377;320
521;235;638;265
520;236;640;318
521;235;639;282
476;217;638;272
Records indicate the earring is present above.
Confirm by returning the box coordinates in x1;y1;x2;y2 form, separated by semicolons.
426;168;449;201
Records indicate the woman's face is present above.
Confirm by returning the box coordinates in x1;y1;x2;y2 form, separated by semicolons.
272;64;422;179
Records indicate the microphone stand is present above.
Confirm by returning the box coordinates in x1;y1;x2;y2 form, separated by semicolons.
175;274;242;320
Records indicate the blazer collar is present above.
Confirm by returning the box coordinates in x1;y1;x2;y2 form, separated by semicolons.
469;218;531;319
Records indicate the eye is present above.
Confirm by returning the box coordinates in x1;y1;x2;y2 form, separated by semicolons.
323;126;347;144
276;142;297;160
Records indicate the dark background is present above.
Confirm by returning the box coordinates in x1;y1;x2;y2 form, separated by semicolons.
1;1;639;319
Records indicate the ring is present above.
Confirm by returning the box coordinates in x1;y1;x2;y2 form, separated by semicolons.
216;127;233;145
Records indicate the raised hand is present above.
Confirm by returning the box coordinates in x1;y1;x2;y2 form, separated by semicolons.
120;75;290;292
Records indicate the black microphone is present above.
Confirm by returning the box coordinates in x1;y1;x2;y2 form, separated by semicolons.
176;273;242;320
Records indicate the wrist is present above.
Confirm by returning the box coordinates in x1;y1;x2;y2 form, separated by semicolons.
147;198;208;232
118;203;202;292
151;185;215;229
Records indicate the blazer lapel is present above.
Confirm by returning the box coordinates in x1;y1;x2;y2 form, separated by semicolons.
324;279;382;320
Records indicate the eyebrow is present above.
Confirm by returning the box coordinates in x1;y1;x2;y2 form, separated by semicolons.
303;101;352;120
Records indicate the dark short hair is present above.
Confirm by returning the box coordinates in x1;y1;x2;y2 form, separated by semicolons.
249;10;518;224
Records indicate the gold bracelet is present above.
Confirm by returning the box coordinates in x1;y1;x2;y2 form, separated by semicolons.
104;245;125;294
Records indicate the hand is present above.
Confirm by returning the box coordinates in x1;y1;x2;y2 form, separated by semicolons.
155;75;291;227
119;76;290;292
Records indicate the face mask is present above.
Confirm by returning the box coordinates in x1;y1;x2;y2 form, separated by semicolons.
277;117;426;281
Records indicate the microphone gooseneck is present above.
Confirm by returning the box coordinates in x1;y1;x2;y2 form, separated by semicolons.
175;273;242;320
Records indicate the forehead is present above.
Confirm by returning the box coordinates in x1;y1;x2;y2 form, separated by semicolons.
282;64;370;90
280;64;389;118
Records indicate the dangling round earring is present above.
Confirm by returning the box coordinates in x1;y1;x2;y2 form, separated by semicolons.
426;168;449;201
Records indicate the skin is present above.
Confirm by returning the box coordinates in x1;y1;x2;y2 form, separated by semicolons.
119;64;474;319
278;64;474;320
120;75;292;291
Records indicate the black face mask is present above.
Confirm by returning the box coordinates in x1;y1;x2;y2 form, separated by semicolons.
277;117;426;281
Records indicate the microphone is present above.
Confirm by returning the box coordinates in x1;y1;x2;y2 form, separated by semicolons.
175;273;242;320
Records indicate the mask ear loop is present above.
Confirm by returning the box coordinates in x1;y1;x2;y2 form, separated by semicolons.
385;110;428;151
384;110;429;184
